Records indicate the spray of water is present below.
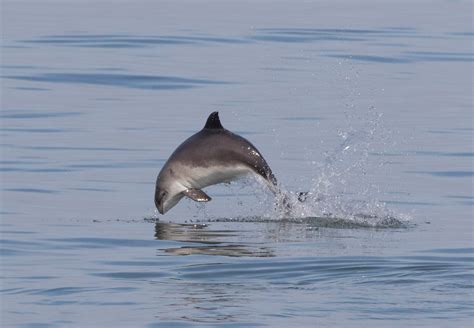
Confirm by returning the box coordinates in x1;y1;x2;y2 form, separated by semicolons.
263;104;411;228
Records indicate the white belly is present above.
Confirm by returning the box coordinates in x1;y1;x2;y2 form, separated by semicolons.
178;164;253;190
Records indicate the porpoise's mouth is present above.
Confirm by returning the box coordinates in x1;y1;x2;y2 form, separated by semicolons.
157;204;165;215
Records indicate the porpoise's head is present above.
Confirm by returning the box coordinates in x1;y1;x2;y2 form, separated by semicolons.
154;168;184;214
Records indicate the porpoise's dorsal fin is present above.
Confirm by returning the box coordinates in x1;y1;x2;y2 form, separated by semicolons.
183;188;212;202
204;111;224;129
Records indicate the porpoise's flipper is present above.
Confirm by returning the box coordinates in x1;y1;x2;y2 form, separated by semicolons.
183;188;212;202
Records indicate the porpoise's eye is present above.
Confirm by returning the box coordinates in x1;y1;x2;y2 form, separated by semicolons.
160;190;168;200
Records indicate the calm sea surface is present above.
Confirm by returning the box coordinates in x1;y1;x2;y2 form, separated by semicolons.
1;0;473;327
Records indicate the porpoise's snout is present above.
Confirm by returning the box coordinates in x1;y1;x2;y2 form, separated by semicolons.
155;188;167;214
157;204;165;215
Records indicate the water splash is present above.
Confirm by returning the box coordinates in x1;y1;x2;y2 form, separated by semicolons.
267;58;409;228
267;104;410;227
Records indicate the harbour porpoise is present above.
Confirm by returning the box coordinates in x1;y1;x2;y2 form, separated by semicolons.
154;111;282;214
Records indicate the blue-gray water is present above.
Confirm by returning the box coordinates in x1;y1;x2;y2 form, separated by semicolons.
1;0;473;327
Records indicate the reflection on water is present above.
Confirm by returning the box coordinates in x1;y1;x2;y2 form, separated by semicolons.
163;245;273;257
154;222;274;257
153;217;411;258
154;221;234;244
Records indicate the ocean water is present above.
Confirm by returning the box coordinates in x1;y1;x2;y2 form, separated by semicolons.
1;0;473;327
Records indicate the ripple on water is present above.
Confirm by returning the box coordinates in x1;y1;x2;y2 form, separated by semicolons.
406;171;474;178
5;73;230;90
0;110;82;119
86;248;472;291
20;34;250;48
